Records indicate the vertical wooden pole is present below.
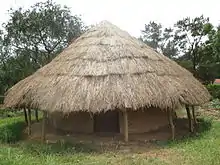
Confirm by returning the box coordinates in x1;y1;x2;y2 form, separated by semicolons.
27;109;31;135
23;109;28;125
191;106;197;125
35;109;39;122
186;105;194;132
173;111;178;119
123;110;128;142
168;109;175;140
41;111;47;143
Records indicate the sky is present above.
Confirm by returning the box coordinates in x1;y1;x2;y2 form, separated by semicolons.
0;0;219;37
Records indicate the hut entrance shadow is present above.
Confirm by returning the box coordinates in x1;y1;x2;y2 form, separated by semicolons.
93;111;120;133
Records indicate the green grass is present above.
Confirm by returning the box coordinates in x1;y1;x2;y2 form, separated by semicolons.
0;116;25;143
0;142;168;165
0;118;219;165
164;119;220;165
0;109;41;143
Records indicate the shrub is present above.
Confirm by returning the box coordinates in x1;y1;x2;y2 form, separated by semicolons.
207;84;220;99
0;117;25;143
0;109;22;118
209;99;220;110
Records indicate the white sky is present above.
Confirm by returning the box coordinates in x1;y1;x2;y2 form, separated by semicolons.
0;0;219;37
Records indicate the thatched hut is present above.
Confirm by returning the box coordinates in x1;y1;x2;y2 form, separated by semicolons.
3;21;210;142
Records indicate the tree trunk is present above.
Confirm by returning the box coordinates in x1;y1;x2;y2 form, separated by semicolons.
186;105;194;132
192;48;197;72
168;109;175;140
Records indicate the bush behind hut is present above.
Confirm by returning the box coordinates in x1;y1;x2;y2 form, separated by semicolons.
207;84;220;99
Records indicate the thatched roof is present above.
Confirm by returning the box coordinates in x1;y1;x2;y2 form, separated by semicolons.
3;21;210;113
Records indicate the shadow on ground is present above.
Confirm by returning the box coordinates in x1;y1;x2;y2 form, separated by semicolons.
157;117;213;146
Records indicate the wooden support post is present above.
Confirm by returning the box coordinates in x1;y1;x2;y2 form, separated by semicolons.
173;111;178;120
191;106;197;126
186;105;194;133
27;109;31;135
41;111;47;143
23;109;28;125
173;111;178;125
35;109;39;122
123;110;128;142
168;109;175;140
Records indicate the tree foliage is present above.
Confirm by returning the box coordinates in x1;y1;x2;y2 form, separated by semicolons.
141;21;178;58
174;15;211;71
197;26;220;83
0;0;85;97
140;15;220;84
4;0;85;67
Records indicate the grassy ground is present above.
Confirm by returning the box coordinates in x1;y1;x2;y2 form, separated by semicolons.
0;117;219;165
0;105;220;165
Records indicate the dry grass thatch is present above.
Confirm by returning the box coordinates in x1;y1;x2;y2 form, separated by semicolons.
3;21;211;113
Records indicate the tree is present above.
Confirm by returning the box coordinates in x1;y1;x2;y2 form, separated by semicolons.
3;0;86;68
140;16;219;84
197;26;220;83
141;21;178;58
174;15;212;72
141;21;162;50
0;0;86;97
0;31;11;98
160;28;179;59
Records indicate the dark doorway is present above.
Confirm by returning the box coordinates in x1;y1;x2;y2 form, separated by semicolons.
94;111;119;133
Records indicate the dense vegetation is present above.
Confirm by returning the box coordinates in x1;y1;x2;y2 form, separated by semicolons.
207;84;220;99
